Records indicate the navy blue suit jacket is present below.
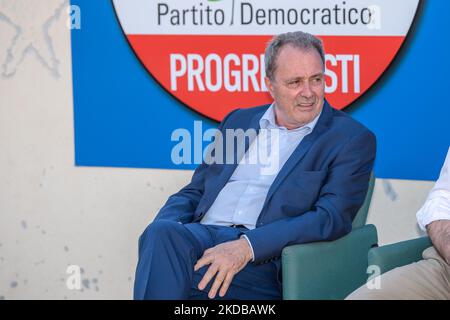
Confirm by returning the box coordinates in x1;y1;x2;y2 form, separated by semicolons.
155;101;376;266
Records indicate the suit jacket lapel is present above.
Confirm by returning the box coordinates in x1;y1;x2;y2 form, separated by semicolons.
263;101;333;206
218;108;264;181
205;107;267;210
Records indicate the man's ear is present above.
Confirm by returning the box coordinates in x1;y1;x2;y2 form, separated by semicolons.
265;77;275;99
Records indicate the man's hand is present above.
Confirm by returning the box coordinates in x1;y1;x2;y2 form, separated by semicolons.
427;220;450;265
194;238;253;299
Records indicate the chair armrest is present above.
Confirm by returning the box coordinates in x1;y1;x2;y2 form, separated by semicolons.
368;236;432;275
282;224;378;300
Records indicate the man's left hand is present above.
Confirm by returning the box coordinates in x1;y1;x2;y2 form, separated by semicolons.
194;238;253;299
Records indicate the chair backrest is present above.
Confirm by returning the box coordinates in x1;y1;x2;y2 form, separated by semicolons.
351;172;375;229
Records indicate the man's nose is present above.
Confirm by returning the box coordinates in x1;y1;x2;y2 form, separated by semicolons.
299;81;313;99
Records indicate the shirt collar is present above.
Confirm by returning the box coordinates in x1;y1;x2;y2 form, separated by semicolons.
259;103;322;133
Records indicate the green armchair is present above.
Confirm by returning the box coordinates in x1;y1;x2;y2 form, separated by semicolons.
368;236;432;276
282;173;378;300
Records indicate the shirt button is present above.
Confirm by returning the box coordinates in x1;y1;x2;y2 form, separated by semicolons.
237;210;243;215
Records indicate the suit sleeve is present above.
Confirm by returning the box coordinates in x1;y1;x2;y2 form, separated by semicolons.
243;129;377;264
154;110;239;223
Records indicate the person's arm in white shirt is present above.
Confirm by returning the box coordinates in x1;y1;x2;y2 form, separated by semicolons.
416;147;450;264
427;220;450;265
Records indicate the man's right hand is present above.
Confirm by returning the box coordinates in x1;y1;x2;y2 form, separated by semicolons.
194;238;253;299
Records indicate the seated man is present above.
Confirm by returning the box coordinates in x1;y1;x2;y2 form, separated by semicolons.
134;31;376;300
347;147;450;300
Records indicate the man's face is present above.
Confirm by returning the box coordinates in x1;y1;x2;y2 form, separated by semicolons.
265;45;325;130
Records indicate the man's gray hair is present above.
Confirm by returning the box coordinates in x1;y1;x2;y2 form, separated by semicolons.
265;31;325;80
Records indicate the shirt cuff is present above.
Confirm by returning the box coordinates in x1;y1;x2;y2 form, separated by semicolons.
241;235;255;262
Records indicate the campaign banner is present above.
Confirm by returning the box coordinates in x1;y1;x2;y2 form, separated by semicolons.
113;0;418;120
71;0;450;181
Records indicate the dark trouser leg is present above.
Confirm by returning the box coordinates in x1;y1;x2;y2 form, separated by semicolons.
133;220;203;300
189;225;282;300
134;221;281;300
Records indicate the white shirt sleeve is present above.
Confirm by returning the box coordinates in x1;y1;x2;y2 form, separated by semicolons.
241;235;255;262
416;147;450;231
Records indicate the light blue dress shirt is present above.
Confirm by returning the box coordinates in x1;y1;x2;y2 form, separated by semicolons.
201;104;321;231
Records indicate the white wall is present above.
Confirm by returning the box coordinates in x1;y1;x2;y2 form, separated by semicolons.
0;0;431;300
